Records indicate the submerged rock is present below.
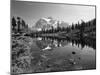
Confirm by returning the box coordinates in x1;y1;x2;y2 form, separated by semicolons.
72;51;76;55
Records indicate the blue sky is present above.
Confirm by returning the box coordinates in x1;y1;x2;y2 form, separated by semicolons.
11;0;95;27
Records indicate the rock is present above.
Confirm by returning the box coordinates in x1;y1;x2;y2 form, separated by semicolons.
72;51;76;54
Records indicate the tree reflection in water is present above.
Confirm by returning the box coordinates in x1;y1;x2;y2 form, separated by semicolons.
34;36;96;50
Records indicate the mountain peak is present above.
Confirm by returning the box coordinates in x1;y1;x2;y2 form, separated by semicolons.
33;17;69;31
41;17;51;23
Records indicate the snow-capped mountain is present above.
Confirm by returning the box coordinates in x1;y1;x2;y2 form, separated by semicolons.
33;17;69;31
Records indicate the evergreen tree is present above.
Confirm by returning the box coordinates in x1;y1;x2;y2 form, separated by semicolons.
80;20;85;37
22;19;26;29
12;17;16;31
93;18;96;26
71;23;74;30
17;17;21;32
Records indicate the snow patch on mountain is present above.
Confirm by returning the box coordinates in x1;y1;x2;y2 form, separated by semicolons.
32;17;69;31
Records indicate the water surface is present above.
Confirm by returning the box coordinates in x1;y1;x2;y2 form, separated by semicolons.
29;36;96;72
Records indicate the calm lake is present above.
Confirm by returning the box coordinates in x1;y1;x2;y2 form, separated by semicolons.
29;36;96;73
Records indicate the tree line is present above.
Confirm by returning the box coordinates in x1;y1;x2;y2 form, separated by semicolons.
12;16;29;33
35;18;96;35
12;16;96;37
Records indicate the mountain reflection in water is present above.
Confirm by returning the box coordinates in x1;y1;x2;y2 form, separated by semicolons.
29;36;96;73
34;36;96;50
